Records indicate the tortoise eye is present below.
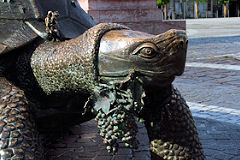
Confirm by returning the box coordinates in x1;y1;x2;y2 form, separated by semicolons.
139;47;157;58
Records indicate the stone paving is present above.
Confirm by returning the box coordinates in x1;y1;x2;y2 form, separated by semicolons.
186;36;240;59
188;102;240;125
180;67;240;87
45;121;151;160
188;56;240;65
194;118;240;160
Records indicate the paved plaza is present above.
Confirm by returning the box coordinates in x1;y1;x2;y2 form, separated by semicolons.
45;18;240;160
186;17;240;38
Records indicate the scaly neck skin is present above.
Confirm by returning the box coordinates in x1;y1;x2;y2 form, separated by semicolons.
138;84;173;121
30;23;129;95
30;37;97;95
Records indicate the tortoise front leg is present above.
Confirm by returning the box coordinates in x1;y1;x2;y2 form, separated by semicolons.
142;86;205;160
0;77;43;160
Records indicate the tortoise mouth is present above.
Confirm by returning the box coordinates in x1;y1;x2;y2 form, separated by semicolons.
141;75;175;88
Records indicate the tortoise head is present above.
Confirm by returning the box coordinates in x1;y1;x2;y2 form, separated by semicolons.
98;29;188;87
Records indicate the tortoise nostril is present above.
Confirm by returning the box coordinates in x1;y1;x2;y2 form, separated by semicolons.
179;41;184;47
179;39;188;47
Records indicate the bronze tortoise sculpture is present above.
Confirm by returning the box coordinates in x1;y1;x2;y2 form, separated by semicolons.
0;0;205;159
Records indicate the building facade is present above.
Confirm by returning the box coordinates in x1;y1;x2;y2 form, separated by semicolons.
166;0;240;19
78;0;186;35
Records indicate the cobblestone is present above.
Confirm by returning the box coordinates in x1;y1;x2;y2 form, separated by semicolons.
187;36;240;59
188;56;240;65
179;67;240;87
45;121;151;160
186;62;240;70
188;102;240;125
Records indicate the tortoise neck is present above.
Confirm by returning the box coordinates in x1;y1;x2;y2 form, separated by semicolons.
144;85;172;107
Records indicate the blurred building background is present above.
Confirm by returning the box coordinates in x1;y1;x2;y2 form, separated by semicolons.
78;0;186;35
158;0;240;19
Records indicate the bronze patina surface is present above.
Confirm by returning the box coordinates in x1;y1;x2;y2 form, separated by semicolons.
0;0;205;160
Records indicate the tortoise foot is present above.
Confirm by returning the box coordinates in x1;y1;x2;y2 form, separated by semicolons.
0;78;44;160
142;86;205;160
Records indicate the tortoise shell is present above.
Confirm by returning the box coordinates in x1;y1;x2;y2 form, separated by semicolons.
0;0;95;55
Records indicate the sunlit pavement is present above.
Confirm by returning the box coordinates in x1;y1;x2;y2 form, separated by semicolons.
186;17;240;38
